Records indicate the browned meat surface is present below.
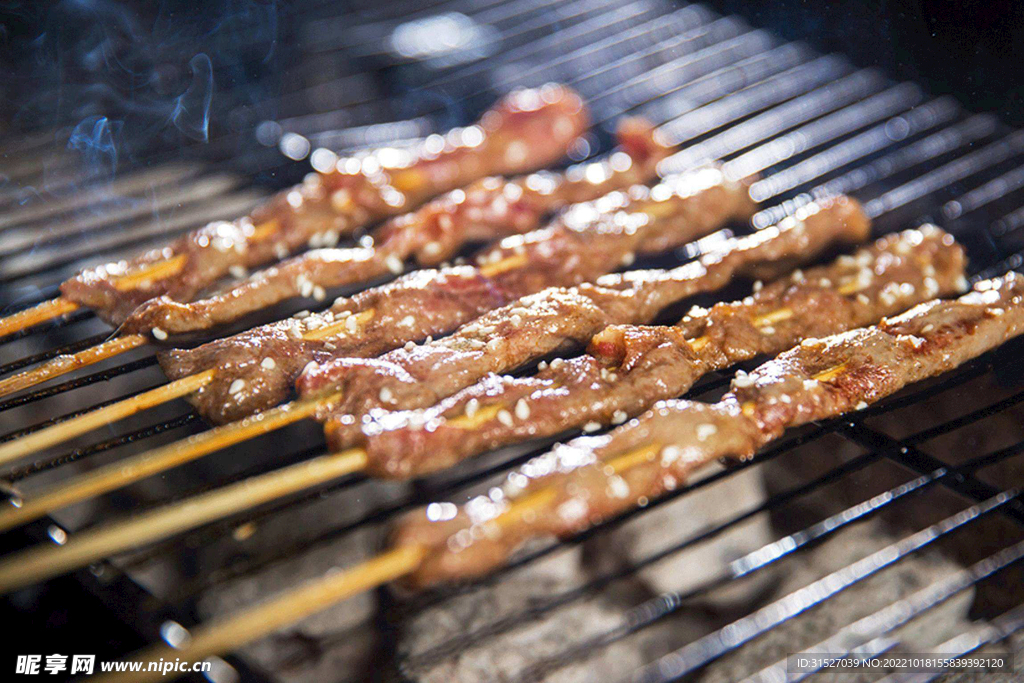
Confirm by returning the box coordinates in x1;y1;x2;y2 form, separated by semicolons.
308;196;869;449
123;118;673;335
60;85;588;325
358;225;966;478
162;168;756;424
392;272;1024;588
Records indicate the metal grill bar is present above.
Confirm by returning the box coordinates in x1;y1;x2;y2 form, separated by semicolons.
878;604;1024;682
5;4;1024;679
745;541;1024;682
631;492;1019;683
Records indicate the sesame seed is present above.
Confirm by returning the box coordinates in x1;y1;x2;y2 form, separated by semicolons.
293;310;311;319
346;315;359;333
497;409;514;427
537;361;549;371
855;401;868;410
607;476;629;499
612;410;628;424
274;244;289;260
922;323;935;333
696;423;717;441
300;280;314;298
385;254;404;274
753;280;763;292
261;357;276;370
733;371;754;388
515;399;530;420
583;421;601;432
404;341;416;351
423;241;442;257
465;398;479;417
621;252;635;266
379;387;393;403
550;358;565;369
955;275;969;292
229;265;248;279
660;446;682;465
228;379;245;396
151;327;168;341
312;286;326;301
400;315;415;327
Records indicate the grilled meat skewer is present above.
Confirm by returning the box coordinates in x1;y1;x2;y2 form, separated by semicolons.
393;272;1024;588
163;168;756;423
356;225;966;478
58;85;588;325
303;196;869;449
0;226;963;591
124;118;672;336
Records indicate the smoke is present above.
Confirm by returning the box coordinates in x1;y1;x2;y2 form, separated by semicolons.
67;116;121;176
170;53;214;142
5;0;280;155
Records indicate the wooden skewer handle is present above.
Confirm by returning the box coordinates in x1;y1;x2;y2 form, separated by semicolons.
0;334;148;399
0;369;216;468
0;298;79;339
0;449;368;594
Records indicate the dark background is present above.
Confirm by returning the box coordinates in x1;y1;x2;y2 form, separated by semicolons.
0;0;1022;679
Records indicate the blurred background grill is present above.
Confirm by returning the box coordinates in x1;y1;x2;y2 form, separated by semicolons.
3;1;1024;681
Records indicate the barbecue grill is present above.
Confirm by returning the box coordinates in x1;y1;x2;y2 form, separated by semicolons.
2;1;1024;681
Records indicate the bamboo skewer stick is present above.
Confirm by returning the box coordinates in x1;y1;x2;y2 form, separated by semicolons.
87;440;663;683
0;392;340;533
0;334;148;399
0;298;80;338
91;545;426;683
0;448;368;594
0;369;217;467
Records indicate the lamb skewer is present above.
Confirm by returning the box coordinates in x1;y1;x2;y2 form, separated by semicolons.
0;117;667;399
0;198;862;532
122;118;672;337
0;226;964;586
393;271;1024;588
155;166;758;424
354;224;966;478
0;84;587;334
59;272;1024;679
303;196;868;450
0;168;755;463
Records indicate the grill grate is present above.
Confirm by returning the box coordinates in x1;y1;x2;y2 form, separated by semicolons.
3;1;1024;681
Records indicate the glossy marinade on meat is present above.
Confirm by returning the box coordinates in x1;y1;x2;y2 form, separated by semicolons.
304;196;869;449
162;167;756;423
123;118;674;336
393;272;1024;587
61;84;589;325
356;225;966;478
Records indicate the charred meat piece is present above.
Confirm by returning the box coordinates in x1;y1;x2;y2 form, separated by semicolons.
358;225;966;478
124;118;673;335
61;85;589;325
162;168;756;424
393;272;1024;588
306;196;869;449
